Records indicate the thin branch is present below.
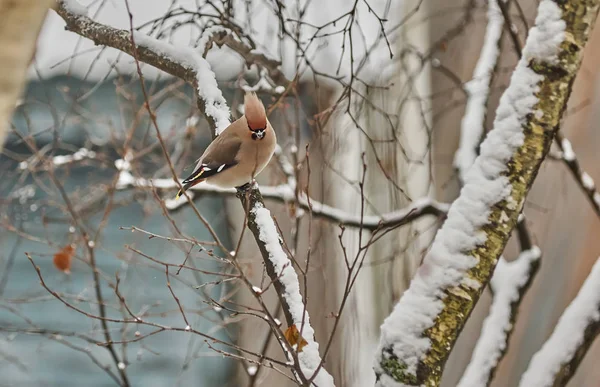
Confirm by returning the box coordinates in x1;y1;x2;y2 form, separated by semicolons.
55;0;230;135
236;183;335;387
454;0;503;183
519;257;600;387
555;131;600;218
457;246;541;387
497;0;523;58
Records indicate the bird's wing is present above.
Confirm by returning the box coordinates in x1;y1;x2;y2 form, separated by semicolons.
182;135;242;184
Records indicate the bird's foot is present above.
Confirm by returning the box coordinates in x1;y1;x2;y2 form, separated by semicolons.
235;180;258;192
236;182;252;192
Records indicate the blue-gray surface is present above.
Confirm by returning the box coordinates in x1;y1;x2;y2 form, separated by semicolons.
0;78;235;386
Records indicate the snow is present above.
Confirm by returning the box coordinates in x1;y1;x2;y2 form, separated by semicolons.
115;169;442;229
561;138;575;161
274;145;297;190
196;25;230;55
454;0;504;182
581;172;595;190
247;365;258;376
519;257;600;386
62;0;88;16
458;247;541;387
19;148;96;170
251;202;334;386
53;148;96;166
251;286;263;294
375;1;566;383
131;31;231;135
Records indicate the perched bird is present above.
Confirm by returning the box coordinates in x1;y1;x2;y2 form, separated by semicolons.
176;92;276;198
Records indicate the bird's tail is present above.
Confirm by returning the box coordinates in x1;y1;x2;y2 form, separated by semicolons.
175;181;195;200
177;164;209;199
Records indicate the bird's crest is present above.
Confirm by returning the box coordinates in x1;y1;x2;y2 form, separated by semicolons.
244;92;267;130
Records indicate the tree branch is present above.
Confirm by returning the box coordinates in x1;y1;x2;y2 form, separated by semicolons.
236;183;334;386
454;0;504;183
555;131;600;218
457;246;541;386
519;257;600;387
55;0;230;135
114;169;447;231
375;1;600;385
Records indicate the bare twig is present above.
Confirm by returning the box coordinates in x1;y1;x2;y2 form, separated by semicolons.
555;131;600;218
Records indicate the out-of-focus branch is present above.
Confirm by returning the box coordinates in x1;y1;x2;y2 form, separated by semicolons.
55;0;231;135
114;169;447;230
457;246;541;387
555;131;600;218
497;0;523;58
0;0;53;151
210;32;291;89
519;257;600;387
375;1;600;385
454;0;504;183
236;183;334;386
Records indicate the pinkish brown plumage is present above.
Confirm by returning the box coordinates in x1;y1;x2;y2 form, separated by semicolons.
176;92;276;198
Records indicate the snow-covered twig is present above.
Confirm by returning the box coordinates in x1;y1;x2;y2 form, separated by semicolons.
519;257;600;387
458;247;541;387
555;131;600;218
237;184;334;386
274;145;297;191
19;147;97;171
454;0;504;183
375;1;598;385
241;69;286;95
115;169;447;230
55;0;231;136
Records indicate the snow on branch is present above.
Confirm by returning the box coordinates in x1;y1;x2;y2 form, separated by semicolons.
56;2;334;383
237;184;334;386
375;1;599;385
115;169;447;230
454;0;504;183
555;131;600;218
519;257;600;387
55;0;231;135
458;247;541;387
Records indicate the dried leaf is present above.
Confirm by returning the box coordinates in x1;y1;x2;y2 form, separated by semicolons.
53;244;74;274
284;324;308;352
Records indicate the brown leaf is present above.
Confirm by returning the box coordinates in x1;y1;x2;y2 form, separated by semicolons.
53;244;74;274
284;324;308;352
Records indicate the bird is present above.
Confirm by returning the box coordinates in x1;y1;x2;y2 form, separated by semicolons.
176;92;276;199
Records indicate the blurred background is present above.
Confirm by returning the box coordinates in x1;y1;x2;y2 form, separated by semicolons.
1;0;599;386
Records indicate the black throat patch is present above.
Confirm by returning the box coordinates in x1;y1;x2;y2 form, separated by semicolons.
249;126;266;140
